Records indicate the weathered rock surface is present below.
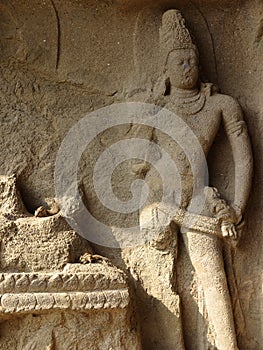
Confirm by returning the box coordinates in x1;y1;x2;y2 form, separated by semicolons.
0;176;141;349
0;1;262;349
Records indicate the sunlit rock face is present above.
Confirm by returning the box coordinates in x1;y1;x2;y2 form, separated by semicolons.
0;1;262;349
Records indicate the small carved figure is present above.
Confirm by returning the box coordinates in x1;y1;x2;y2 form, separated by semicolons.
79;252;112;265
142;9;253;350
34;200;60;217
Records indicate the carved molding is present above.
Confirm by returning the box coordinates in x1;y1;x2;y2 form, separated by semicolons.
0;289;129;316
0;266;129;316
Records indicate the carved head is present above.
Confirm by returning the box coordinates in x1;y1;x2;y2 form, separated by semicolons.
160;10;199;90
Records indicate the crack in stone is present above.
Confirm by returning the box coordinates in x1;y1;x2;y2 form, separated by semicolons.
49;0;61;71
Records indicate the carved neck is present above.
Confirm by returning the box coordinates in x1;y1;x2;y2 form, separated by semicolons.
170;87;199;99
167;85;206;115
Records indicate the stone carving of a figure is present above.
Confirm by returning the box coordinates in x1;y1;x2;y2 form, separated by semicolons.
140;9;253;350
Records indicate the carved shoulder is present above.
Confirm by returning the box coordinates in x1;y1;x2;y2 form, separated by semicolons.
217;94;242;116
213;94;246;136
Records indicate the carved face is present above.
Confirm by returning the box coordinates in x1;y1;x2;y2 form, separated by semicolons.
166;48;199;90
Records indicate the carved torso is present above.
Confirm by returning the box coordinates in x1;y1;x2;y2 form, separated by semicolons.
165;85;222;155
144;85;243;209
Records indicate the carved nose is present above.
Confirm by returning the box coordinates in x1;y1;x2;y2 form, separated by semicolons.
183;63;190;71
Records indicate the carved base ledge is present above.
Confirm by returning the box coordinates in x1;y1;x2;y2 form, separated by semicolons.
0;289;129;316
0;263;130;317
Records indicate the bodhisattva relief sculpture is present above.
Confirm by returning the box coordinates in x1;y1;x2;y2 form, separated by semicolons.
140;10;253;350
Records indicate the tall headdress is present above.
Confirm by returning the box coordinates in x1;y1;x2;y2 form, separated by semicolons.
160;10;197;55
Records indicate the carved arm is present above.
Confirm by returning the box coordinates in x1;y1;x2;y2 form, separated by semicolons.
221;96;253;219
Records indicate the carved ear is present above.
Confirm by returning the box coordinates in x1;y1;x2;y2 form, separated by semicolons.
153;75;170;99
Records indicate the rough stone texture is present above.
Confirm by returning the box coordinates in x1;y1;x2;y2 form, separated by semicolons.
123;222;185;350
0;1;262;349
0;261;140;350
0;310;140;350
0;176;141;349
0;175;92;272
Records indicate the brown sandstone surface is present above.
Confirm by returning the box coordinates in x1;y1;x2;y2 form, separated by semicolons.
0;1;262;349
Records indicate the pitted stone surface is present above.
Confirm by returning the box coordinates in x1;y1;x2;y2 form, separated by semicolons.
0;1;262;349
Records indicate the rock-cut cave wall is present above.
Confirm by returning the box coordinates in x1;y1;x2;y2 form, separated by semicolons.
0;1;263;349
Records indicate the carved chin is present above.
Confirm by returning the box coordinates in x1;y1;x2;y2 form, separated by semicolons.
181;76;196;88
183;76;193;84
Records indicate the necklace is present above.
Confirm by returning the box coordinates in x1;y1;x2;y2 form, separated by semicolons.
168;88;206;116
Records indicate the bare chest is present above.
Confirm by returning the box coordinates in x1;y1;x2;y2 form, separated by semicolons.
165;100;222;155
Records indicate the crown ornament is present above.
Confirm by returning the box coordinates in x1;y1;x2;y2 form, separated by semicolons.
160;10;197;52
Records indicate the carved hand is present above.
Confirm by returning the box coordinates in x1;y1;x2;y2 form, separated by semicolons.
214;201;244;241
220;204;244;241
221;221;238;239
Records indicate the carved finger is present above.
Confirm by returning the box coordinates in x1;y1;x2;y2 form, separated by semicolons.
230;225;238;240
227;226;234;238
221;224;229;237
